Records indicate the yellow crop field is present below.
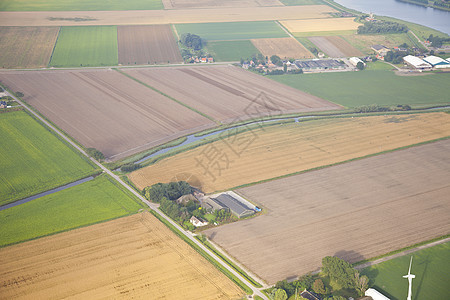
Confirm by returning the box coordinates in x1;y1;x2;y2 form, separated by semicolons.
0;212;244;299
280;17;360;33
129;113;450;193
251;37;314;59
0;5;336;26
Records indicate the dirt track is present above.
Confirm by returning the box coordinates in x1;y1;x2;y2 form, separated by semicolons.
204;139;450;283
118;25;182;65
309;36;363;57
123;65;340;123
0;69;214;160
0;212;244;299
0;6;336;26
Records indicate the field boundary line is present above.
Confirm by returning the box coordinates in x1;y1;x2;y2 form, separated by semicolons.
114;68;218;124
47;26;61;68
354;236;450;270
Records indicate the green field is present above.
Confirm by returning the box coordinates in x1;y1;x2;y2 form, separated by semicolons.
0;175;144;247
205;40;261;61
281;0;325;5
267;69;450;108
361;242;450;299
50;26;118;67
0;110;96;205
175;21;288;41
0;0;163;11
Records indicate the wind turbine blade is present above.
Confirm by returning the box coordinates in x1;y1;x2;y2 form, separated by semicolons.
408;256;413;275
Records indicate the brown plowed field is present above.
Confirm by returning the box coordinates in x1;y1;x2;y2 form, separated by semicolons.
118;25;182;65
129;113;450;193
204;139;450;283
0;26;59;69
123;65;340;123
0;69;214;160
308;36;363;57
251;37;314;59
0;6;336;26
280;18;359;33
0;212;244;299
162;0;283;9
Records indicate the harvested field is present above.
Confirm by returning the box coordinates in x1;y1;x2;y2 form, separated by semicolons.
123;65;340;123
118;25;182;65
0;212;244;299
308;36;363;57
0;26;59;69
251;37;314;59
129;113;450;193
0;0;163;11
280;18;359;33
162;0;283;9
204;139;450;283
0;6;336;26
0;69;214;160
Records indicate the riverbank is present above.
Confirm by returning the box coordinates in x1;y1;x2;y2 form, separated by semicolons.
397;0;450;12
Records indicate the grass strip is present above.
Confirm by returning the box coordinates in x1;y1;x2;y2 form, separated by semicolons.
149;210;253;294
114;68;217;123
196;236;263;288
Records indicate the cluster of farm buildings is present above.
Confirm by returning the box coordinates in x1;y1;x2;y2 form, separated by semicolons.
403;55;450;70
190;191;259;227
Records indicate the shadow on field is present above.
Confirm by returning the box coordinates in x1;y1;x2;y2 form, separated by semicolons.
414;255;430;300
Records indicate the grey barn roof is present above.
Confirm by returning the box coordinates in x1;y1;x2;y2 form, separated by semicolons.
212;194;254;218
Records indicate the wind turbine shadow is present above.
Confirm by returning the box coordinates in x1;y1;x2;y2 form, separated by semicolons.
413;255;430;300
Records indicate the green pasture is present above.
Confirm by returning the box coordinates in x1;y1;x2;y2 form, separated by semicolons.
267;69;450;108
281;0;325;5
0;175;144;247
50;26;118;67
175;21;288;41
205;40;261;61
361;242;450;300
0;110;95;205
0;0;163;11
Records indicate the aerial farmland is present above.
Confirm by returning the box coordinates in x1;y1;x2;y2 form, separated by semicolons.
1;0;449;299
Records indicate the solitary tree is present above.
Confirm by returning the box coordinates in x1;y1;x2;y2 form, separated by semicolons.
272;288;288;300
15;91;24;98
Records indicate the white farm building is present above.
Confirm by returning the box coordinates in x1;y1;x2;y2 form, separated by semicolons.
349;57;365;67
365;288;390;300
403;55;432;70
423;55;450;69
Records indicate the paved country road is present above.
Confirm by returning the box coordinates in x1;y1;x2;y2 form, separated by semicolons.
5;90;268;300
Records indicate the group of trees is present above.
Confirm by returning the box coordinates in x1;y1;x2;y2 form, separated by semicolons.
143;181;192;203
180;33;203;50
357;21;408;34
271;256;369;299
86;148;104;161
427;34;450;48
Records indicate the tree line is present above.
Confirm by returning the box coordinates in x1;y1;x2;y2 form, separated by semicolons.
357;21;408;34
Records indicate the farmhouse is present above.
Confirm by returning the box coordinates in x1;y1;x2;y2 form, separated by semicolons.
190;216;209;227
423;55;450;68
403;55;432;70
371;44;389;56
202;194;255;218
365;288;390;300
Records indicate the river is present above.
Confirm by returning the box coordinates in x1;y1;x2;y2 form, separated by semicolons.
333;0;450;35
